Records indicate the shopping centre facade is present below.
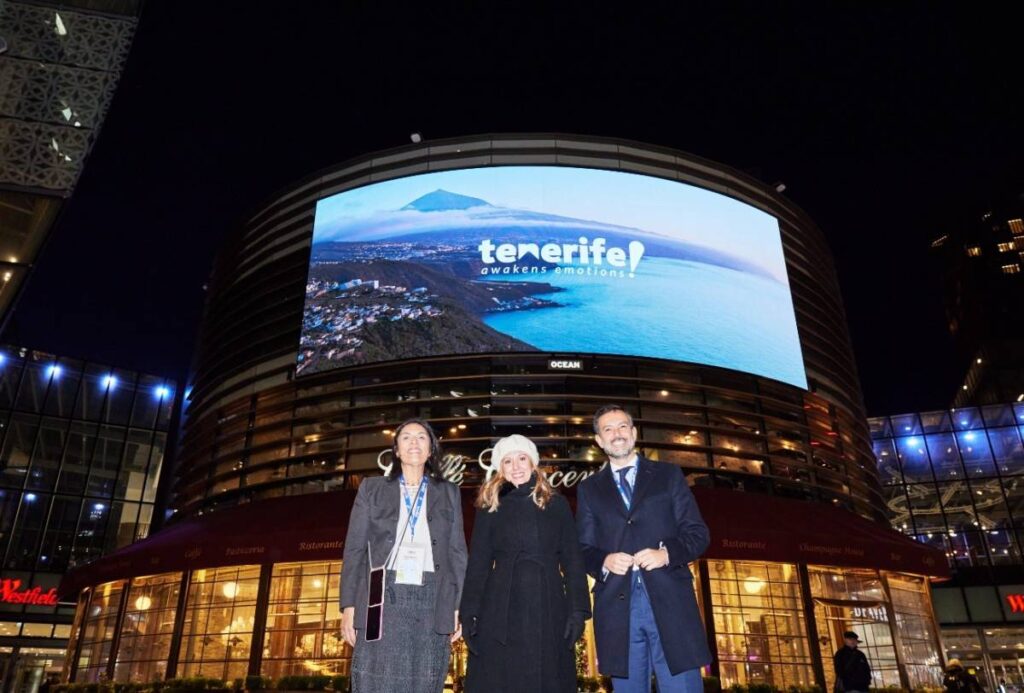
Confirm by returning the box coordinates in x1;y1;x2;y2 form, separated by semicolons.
58;135;949;689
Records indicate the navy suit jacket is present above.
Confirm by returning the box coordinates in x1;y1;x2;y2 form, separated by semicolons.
576;456;711;677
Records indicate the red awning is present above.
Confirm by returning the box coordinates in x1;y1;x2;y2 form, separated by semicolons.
59;484;947;598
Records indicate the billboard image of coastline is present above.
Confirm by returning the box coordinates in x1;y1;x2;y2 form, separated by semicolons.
299;166;807;388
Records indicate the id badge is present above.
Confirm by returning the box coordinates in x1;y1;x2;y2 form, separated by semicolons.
394;545;425;585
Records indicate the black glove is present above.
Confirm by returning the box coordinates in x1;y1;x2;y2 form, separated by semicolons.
463;616;480;656
563;612;586;650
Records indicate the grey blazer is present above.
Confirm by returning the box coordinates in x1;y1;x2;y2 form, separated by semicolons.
339;475;468;634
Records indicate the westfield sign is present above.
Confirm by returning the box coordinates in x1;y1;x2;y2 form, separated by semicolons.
0;579;58;606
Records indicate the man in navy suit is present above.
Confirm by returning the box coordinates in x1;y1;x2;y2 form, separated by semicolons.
576;404;711;693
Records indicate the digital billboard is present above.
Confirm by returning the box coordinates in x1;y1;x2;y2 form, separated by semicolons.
298;166;807;388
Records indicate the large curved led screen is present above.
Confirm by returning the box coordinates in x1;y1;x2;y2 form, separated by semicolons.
299;166;807;387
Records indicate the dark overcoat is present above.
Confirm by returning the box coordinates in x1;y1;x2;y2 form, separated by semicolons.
576;456;711;677
339;475;468;634
459;480;591;693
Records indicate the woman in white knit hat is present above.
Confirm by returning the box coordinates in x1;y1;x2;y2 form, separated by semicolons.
459;434;591;693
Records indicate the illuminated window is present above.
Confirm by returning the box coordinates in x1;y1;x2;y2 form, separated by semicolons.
886;574;944;688
114;573;182;682
1009;218;1024;235
1002;264;1021;275
177;565;261;682
966;246;982;257
75;580;128;682
708;560;815;688
262;561;346;678
808;567;901;688
998;241;1017;252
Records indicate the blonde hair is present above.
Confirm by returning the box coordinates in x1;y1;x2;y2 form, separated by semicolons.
476;463;554;513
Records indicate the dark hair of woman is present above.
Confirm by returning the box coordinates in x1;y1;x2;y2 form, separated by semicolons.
384;418;443;481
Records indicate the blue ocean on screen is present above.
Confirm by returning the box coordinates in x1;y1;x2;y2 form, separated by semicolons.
481;256;807;389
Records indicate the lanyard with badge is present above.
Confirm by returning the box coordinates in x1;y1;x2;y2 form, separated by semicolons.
393;475;427;585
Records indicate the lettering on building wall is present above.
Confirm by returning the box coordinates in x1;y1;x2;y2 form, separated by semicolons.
299;540;343;551
378;449;598;489
548;359;583;371
0;579;58;606
1006;594;1024;613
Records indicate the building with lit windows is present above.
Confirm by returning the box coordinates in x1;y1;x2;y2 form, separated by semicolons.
930;193;1024;407
871;403;1024;689
0;345;175;693
0;0;139;327
60;135;948;690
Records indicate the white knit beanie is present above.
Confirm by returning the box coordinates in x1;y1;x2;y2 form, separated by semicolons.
490;434;540;468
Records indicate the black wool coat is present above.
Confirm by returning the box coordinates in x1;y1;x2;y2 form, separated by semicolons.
460;479;591;693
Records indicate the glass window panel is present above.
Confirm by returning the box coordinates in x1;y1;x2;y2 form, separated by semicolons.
897;436;934;482
953;408;984;431
74;367;109;422
990;427;1024;476
58;421;97;495
925;433;963;481
178;566;260;681
76;580;127;683
15;360;55;413
885;574;943;688
135;505;153;542
143;433;166;503
920;411;953;433
983;405;1017;428
874;439;902;486
905;483;946;533
868;417;893;439
117;430;153;502
0;351;25;408
114;573;182;682
105;501;139;552
1003;477;1024;527
37;495;81;572
809;567;901;689
130;376;164;429
42;362;82;418
0;413;38;487
26;417;68;491
708;560;814;688
950;530;988;568
102;370;136;425
86;425;126;498
957;430;995;478
262;560;346;678
943;482;983;531
6;491;50;570
891;414;922;436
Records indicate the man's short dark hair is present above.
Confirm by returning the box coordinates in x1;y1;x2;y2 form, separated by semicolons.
592;404;633;433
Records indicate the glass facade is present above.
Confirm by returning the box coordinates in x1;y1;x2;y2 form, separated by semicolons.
64;558;942;689
872;404;1024;690
870;404;1024;567
176;355;885;525
0;345;175;688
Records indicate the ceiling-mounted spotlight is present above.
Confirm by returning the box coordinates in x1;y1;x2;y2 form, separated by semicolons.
410;132;422;144
773;181;787;193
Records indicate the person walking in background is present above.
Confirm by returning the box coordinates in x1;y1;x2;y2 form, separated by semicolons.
460;434;591;693
339;418;468;693
576;404;711;693
833;631;872;693
944;659;984;693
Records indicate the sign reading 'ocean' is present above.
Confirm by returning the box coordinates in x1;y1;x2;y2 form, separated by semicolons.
299;166;806;388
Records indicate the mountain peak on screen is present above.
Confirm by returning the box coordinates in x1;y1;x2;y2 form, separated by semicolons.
401;189;493;212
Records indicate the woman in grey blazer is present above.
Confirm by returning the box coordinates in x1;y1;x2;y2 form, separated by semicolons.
340;418;468;693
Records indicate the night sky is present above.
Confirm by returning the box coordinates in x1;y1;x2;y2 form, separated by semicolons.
7;3;1023;415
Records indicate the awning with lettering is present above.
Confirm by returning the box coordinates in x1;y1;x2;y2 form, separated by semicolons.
59;483;947;598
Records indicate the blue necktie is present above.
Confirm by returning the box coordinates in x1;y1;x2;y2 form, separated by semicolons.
617;467;633;508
